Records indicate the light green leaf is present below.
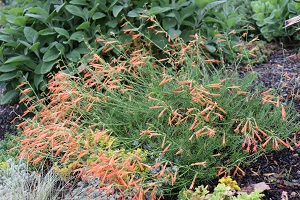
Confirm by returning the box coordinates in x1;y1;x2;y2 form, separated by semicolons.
147;7;172;15
24;27;38;43
29;42;40;52
0;35;14;43
113;5;123;17
13;16;27;26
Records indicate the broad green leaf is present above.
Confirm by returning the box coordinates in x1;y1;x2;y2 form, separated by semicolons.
38;28;56;36
113;5;123;17
19;40;32;48
54;27;70;38
0;28;22;37
34;74;43;90
92;12;106;20
76;22;90;30
0;71;18;81
179;5;195;22
27;7;49;21
55;43;65;54
24;27;38;43
70;31;87;42
5;55;30;64
70;0;88;5
40;60;57;74
168;28;181;39
0;35;14;43
0;90;18;105
205;44;216;53
65;5;86;20
88;4;99;18
7;8;24;15
0;64;17;72
43;48;60;62
40;41;58;53
162;17;177;30
127;8;145;17
66;49;81;62
147;7;172;15
54;3;66;12
13;16;27;26
25;14;45;21
29;42;40;52
106;20;118;28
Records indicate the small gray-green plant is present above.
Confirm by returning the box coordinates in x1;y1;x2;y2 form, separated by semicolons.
0;159;63;200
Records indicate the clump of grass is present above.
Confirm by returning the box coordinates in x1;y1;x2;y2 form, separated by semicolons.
13;21;298;198
0;159;64;200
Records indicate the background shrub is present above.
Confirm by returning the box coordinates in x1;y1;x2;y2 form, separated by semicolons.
0;0;252;104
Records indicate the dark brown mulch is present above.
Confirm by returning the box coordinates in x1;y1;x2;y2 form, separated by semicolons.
236;43;300;200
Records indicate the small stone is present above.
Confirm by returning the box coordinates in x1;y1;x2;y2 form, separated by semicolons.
291;191;297;197
293;153;299;157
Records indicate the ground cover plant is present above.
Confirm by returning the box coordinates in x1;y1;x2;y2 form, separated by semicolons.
11;18;299;199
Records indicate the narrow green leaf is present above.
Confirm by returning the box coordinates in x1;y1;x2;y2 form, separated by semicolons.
5;55;30;64
38;28;56;36
70;0;88;5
